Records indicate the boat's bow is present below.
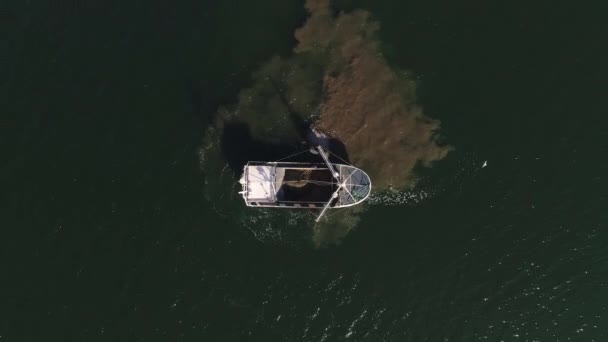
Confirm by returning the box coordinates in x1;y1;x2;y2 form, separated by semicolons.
334;164;372;207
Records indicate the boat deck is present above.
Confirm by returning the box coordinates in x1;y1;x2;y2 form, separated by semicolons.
239;158;371;211
276;168;336;204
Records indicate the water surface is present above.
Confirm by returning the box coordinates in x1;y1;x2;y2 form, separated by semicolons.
2;0;607;340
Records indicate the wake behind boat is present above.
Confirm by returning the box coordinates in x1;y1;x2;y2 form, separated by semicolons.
238;146;372;222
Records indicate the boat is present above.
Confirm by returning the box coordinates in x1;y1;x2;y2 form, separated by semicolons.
238;146;372;222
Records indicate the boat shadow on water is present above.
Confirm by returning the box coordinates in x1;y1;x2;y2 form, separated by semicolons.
216;77;361;244
220;122;350;178
220;77;350;176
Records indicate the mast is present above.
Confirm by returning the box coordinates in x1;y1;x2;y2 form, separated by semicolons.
317;146;339;180
316;190;339;222
315;146;340;222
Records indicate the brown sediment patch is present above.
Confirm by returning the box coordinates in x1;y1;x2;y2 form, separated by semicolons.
208;0;452;246
295;0;451;189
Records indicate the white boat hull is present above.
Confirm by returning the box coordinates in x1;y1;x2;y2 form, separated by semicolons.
238;161;371;210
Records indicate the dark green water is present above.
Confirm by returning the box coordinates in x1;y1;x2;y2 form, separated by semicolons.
3;0;607;341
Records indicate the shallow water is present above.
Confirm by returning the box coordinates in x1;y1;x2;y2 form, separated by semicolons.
3;0;608;340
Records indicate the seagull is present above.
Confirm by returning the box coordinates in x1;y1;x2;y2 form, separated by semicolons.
482;160;488;168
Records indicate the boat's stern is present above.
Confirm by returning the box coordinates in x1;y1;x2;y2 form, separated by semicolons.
238;166;248;202
238;163;277;206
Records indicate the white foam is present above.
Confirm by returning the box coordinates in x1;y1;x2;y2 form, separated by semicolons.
368;187;435;206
